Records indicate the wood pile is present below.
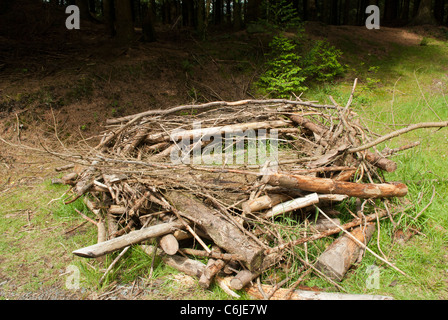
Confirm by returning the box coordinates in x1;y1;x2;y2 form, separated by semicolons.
53;88;448;299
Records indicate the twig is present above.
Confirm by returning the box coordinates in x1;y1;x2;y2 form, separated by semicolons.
413;185;436;221
283;268;312;300
99;246;131;285
348;121;448;153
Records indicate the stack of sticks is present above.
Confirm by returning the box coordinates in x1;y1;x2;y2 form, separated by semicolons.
54;85;448;299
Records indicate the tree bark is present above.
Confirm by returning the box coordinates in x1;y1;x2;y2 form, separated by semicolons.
412;0;437;25
166;191;265;271
266;173;408;199
245;0;262;23
114;0;135;43
159;234;179;255
233;0;242;30
142;0;156;42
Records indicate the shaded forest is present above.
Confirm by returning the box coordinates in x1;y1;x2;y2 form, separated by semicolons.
0;0;446;43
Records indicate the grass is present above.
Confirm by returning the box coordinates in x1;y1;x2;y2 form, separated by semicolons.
301;30;448;299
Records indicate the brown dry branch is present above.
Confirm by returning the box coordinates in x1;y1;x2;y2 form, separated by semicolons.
37;94;447;299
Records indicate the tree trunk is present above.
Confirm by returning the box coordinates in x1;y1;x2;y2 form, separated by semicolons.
214;0;223;25
196;0;205;35
233;0;242;30
343;0;350;25
245;0;261;23
401;0;411;22
142;0;156;42
114;0;135;43
103;0;115;36
412;0;436;25
434;0;444;24
307;0;317;21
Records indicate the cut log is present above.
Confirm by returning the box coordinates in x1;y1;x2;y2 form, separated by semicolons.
166;191;265;271
230;269;256;290
146;120;289;143
266;173;408;199
315;223;376;281
141;245;206;278
72;220;185;258
264;193;320;219
246;284;393;300
159;234;179;255
362;151;397;172
199;258;226;289
97;219;107;243
108;205;127;215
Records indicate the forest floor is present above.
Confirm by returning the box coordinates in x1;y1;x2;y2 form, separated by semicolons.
1;19;448;300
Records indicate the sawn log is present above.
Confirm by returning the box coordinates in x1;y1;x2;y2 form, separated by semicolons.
266;173;408;199
72;220;185;258
166;191;265;271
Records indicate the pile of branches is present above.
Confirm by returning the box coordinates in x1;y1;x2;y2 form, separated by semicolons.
53;84;447;299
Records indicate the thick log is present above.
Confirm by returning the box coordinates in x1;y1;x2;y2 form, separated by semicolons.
266;173;408;199
72;220;185;258
141;245;206;278
159;234;179;255
166;191;265;271
230;270;256;290
199;258;226;289
264;193;320;219
246;284;393;300
315;223;376;281
108;205;127;215
147;120;289;143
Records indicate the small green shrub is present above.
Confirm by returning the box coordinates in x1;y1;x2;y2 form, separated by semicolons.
257;36;307;98
263;0;302;31
257;34;345;97
301;40;345;82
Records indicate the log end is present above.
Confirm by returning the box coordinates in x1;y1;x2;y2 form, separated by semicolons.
72;249;97;258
